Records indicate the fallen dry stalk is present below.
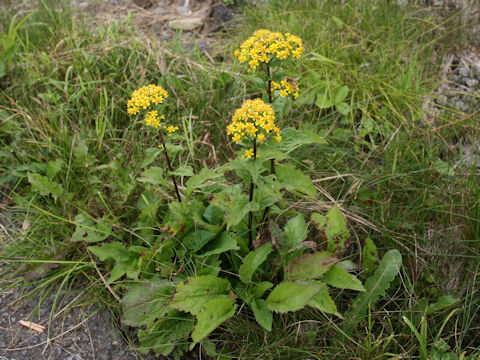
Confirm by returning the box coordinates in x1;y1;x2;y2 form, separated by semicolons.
18;320;46;333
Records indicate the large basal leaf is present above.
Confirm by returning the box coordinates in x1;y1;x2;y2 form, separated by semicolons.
251;299;272;332
200;232;239;257
169;275;232;315
71;214;112;243
345;250;402;330
276;164;317;198
426;295;459;316
121;278;175;326
191;298;237;343
308;283;342;318
137;310;194;356
183;230;217;251
238;243;272;283
137;167;166;186
325;205;349;254
266;281;323;313
322;265;365;292
285;252;338;280
27;172;63;200
186;168;224;197
283;214;308;249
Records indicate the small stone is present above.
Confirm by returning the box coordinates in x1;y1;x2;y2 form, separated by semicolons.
458;66;470;77
464;78;479;87
455;101;468;112
212;4;234;23
169;17;204;31
450;74;460;82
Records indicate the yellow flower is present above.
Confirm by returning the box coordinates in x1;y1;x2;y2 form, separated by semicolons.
144;111;163;128
242;148;254;159
227;98;282;153
164;125;179;133
272;78;299;99
234;29;304;72
127;84;168;115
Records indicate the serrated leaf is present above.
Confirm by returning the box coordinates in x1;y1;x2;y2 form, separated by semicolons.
121;278;175;326
137;167;165;185
183;230;216;251
308;283;341;317
88;242;125;261
325;205;349;254
46;159;63;179
71;214;112;243
186;168;223;197
283;214;308;249
191;298;236;343
276;128;327;154
322;265;365;291
426;295;459;315
251;282;274;299
239;243;272;283
169;275;231;315
276;164;317;198
226;193;260;229
310;212;326;229
266;281;322;313
362;237;378;274
138;310;194;356
285;252;338;280
27;172;63;200
200;232;239;257
345;250;402;331
251;299;272;331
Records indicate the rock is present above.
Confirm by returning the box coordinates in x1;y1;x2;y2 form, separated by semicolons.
169;16;204;30
455;100;468;112
134;0;156;8
464;78;479;87
458;65;470;77
212;3;235;23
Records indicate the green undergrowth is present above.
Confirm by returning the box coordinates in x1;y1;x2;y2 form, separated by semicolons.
1;0;479;359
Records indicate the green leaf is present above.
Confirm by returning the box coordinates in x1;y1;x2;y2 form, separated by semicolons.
169;275;232;315
171;165;194;177
251;299;272;331
27;172;63;200
285;252;338;280
362;237;378;274
251;282;274;299
186;168;223;197
309;53;341;65
266;281;323;313
283;214;308;249
121;278;175;326
322;265;365;291
138;310;194;356
226;193;260;229
138;167;166;185
276;127;327;154
200;232;239;257
276;164;317;198
141;147;162;168
308;283;341;317
345;250;402;331
239;243;272;283
46;159;63;179
426;295;459;316
0;59;5;78
331;15;345;29
310;212;326;229
108;263;127;284
315;94;334;109
191;298;236;343
325;205;349;254
183;230;217;252
336;102;351;115
88;242;125;261
334;86;349;104
71;214;112;243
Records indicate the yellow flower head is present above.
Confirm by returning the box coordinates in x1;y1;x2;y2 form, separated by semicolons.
228;99;281;152
234;30;304;71
242;148;254;159
144;111;165;129
271;79;299;99
127;84;168;115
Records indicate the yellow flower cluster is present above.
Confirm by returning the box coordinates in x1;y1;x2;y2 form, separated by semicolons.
144;111;165;128
271;79;299;99
127;84;168;115
228;99;281;158
234;29;304;71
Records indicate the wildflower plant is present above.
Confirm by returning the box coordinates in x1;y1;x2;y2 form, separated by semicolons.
127;84;182;202
83;30;376;359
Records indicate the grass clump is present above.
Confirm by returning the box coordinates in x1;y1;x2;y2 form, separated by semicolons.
1;0;479;359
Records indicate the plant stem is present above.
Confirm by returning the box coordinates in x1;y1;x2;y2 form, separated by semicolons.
159;130;182;203
248;138;257;245
266;65;273;104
